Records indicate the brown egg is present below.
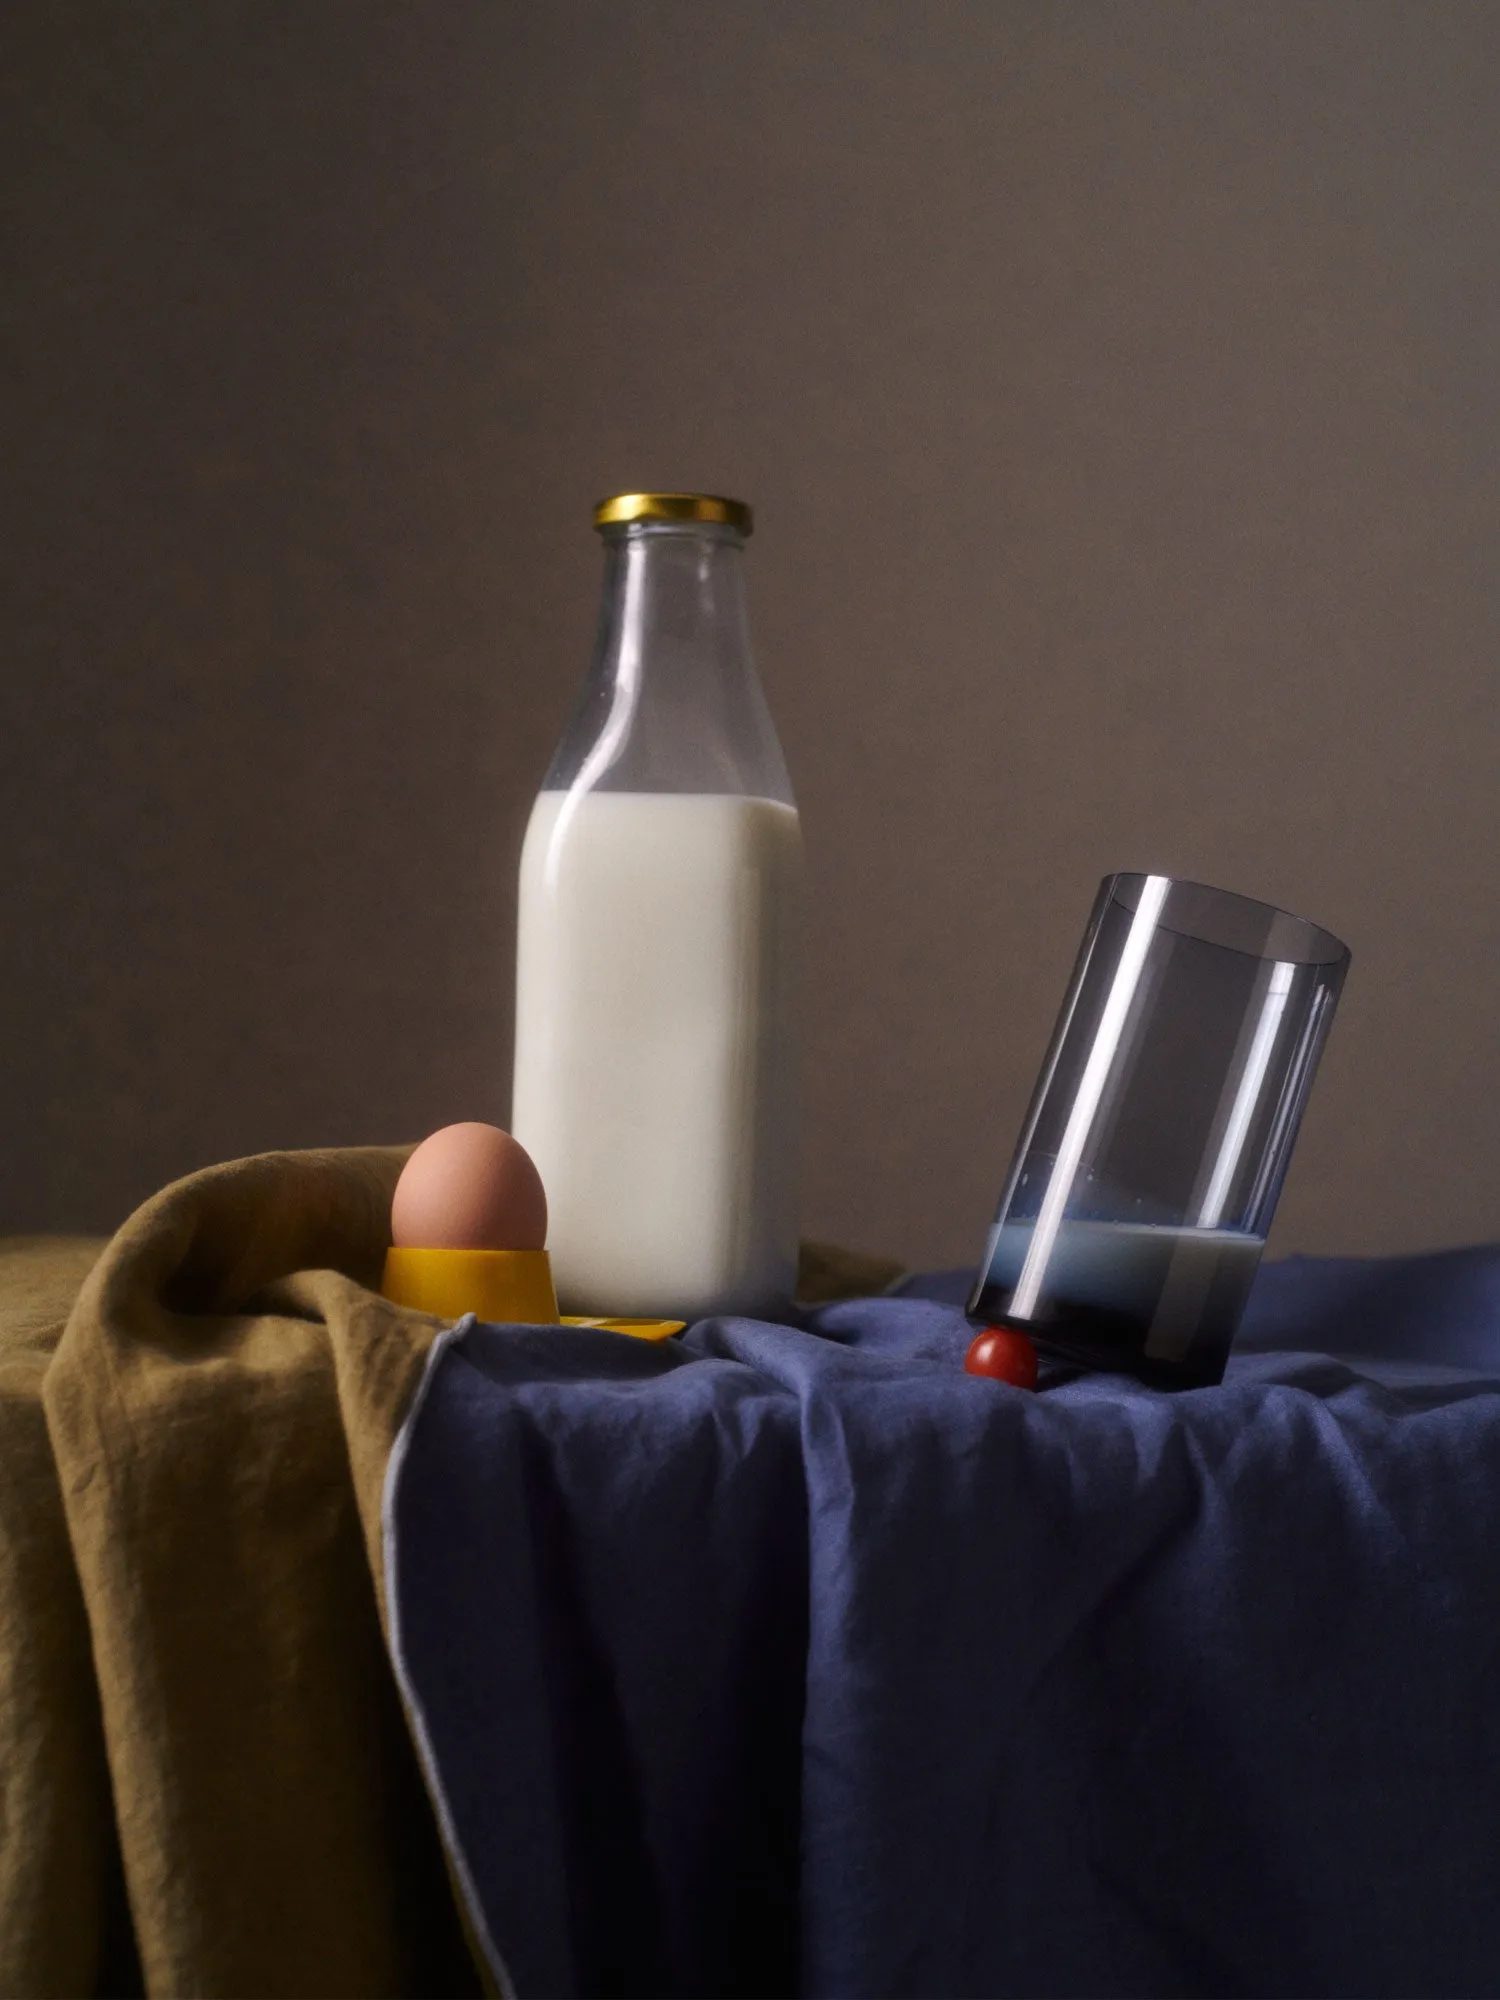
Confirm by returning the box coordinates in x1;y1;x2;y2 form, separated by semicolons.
391;1123;548;1251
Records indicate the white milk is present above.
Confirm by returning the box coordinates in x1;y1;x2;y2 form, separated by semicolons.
511;790;801;1320
979;1217;1265;1360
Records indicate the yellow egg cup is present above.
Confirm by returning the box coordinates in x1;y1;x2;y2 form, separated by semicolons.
379;1246;683;1341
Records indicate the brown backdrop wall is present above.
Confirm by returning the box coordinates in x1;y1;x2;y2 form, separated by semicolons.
4;1;1498;1268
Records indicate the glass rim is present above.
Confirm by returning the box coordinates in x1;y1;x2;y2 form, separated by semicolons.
597;517;747;546
1108;872;1350;968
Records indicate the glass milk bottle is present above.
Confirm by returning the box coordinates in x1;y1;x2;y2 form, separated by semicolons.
511;493;801;1321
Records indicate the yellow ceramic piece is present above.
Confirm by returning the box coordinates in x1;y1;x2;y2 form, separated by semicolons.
380;1247;684;1340
381;1246;559;1324
561;1315;686;1342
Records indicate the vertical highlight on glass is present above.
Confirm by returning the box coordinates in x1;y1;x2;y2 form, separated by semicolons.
969;875;1350;1388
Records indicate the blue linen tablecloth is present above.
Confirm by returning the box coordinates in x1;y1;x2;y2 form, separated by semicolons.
385;1248;1500;1999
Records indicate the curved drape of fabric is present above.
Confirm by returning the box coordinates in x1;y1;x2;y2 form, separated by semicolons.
1;1148;482;1999
0;1150;893;1998
389;1260;1500;2000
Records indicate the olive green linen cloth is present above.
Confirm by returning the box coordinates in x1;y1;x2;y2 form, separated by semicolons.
2;1147;478;1998
0;1147;900;1997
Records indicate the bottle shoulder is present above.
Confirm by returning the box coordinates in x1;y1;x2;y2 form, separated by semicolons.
544;527;794;800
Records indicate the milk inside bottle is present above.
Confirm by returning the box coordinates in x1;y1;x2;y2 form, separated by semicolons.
511;495;800;1320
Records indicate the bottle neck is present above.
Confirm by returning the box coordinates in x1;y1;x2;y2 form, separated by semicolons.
599;521;751;694
542;521;793;802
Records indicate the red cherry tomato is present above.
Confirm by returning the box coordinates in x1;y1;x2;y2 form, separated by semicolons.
964;1326;1038;1390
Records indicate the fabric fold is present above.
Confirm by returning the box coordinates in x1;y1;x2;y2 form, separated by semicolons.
386;1269;1500;2000
12;1149;481;1999
0;1148;896;1997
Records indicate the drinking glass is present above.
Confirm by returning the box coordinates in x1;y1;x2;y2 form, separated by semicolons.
969;875;1350;1388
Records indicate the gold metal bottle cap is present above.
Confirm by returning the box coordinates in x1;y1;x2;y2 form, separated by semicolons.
593;492;753;535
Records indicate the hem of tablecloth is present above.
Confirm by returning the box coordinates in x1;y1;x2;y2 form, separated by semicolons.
382;1314;517;2000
